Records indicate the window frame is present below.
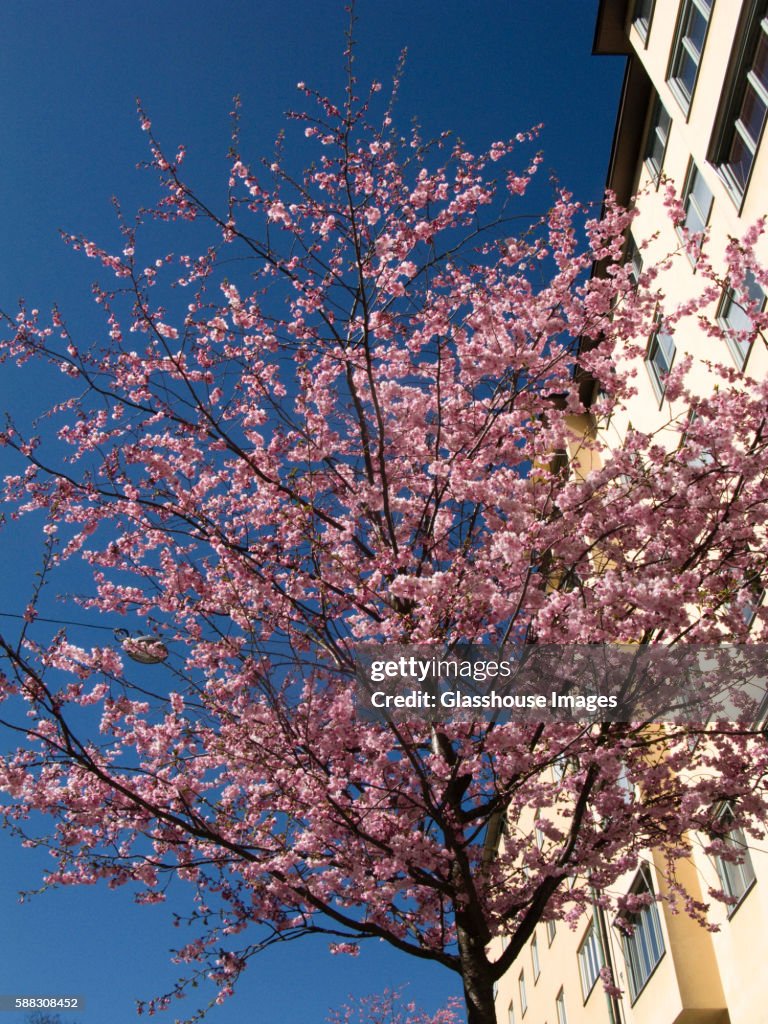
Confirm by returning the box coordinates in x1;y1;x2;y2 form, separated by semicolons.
519;970;527;1016
644;97;672;184
507;1001;515;1024
667;0;714;115
739;574;765;631
555;988;568;1024
546;919;557;945
633;0;656;44
625;233;644;286
678;160;714;263
531;933;540;982
619;866;666;1003
710;4;768;207
577;919;604;1002
718;268;766;370
712;802;757;914
645;322;676;404
681;407;716;469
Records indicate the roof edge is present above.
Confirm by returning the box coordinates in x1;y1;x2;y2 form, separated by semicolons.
593;0;633;55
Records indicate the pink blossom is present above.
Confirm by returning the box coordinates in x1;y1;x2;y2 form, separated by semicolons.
1;69;767;1024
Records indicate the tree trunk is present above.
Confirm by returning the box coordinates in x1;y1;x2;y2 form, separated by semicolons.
456;917;497;1024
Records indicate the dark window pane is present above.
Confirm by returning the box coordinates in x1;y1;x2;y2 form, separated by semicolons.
645;101;671;178
633;0;655;36
717;19;768;199
752;30;768;90
739;82;767;146
675;46;698;97
725;130;753;191
648;131;664;170
685;3;708;55
669;0;712;106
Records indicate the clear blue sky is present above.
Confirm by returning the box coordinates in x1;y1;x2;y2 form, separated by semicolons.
0;3;624;1021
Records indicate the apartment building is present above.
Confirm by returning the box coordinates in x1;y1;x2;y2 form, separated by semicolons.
594;0;768;443
493;3;768;1024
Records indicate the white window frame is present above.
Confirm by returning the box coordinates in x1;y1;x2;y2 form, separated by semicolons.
633;0;656;43
718;269;766;370
678;161;714;263
646;324;676;402
531;933;540;981
519;970;527;1016
626;233;644;286
644;98;671;183
667;0;714;114
619;866;666;1002
508;1002;515;1024
546;918;557;945
577;919;604;1000
712;803;757;912
555;988;568;1024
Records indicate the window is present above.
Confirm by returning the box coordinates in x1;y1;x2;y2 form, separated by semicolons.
712;803;757;911
620;866;665;1001
644;98;671;182
508;1002;515;1024
578;920;604;999
626;233;643;285
668;0;713;112
555;989;568;1024
719;270;766;369
519;971;527;1016
679;162;714;260
646;325;676;401
547;919;557;945
493;982;500;1001
633;0;656;42
722;566;764;631
740;574;765;630
715;5;768;201
617;762;635;802
531;934;540;981
682;408;715;468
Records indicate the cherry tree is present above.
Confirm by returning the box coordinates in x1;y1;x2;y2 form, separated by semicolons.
327;989;462;1024
1;52;768;1024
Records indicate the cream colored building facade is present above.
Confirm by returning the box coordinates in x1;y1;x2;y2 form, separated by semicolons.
493;3;768;1023
594;0;768;445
